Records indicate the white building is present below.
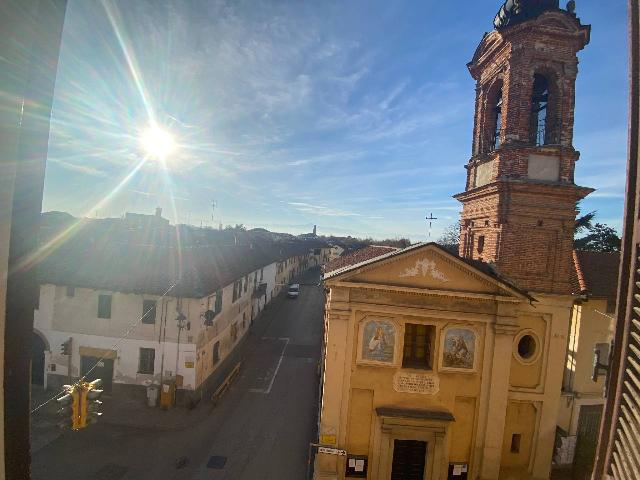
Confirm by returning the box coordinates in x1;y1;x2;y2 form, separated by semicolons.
33;232;323;403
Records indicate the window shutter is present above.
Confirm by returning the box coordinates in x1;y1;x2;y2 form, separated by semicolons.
595;5;640;477
607;257;640;478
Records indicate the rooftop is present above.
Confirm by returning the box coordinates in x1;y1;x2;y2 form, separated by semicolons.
323;245;398;274
571;250;620;300
37;212;328;298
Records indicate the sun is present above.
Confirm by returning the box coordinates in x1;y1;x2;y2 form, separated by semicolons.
140;124;176;161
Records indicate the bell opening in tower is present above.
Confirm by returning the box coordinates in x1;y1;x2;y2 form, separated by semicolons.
531;74;551;146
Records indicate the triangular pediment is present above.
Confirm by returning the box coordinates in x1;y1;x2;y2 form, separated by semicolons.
328;244;525;299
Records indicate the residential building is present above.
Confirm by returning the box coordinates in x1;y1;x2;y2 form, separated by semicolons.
316;2;593;479
33;219;326;404
327;245;345;263
554;251;619;475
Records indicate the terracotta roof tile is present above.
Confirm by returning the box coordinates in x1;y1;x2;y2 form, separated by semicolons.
324;246;398;274
571;250;620;299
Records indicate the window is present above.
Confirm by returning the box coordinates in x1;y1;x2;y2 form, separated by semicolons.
260;268;264;281
402;324;435;369
98;294;112;319
517;334;537;360
510;434;521;453
66;286;75;297
477;235;485;254
214;289;223;313
233;280;242;302
491;88;503;150
212;341;220;366
531;74;551;146
231;322;238;342
142;299;156;324
138;348;155;374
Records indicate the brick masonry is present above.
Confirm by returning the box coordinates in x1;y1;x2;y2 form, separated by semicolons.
455;10;593;295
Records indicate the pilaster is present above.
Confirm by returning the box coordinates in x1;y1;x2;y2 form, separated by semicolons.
479;320;518;479
315;289;351;479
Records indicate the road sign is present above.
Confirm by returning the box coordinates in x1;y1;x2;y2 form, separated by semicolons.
318;446;347;456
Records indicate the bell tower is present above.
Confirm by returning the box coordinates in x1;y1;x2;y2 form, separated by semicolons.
454;0;592;295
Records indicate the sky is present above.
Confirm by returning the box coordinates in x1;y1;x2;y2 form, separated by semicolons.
43;0;629;242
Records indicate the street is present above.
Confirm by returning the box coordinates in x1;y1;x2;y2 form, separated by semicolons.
31;268;325;480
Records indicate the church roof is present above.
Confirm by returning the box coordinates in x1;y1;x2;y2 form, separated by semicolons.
323;242;532;300
571;250;620;300
493;0;566;30
324;245;399;274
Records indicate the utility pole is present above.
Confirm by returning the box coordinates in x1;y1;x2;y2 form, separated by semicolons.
66;338;73;384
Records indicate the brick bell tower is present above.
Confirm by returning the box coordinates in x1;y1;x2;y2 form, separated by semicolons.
454;0;592;295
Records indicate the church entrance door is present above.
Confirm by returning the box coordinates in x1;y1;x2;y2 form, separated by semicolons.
390;439;427;480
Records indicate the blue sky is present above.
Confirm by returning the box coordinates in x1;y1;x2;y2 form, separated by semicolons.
43;0;628;241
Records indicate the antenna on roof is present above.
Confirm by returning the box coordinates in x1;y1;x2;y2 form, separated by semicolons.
425;212;438;240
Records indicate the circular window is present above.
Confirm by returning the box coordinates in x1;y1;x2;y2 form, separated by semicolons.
513;330;540;364
517;335;536;360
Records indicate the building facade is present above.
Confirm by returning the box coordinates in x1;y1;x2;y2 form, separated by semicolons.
33;220;329;403
555;251;619;476
316;2;594;479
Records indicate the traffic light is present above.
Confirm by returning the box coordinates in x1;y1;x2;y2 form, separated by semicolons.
56;384;80;430
60;338;72;356
79;379;103;428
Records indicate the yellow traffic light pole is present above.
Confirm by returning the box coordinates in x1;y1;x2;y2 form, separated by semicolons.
68;385;81;430
58;379;103;430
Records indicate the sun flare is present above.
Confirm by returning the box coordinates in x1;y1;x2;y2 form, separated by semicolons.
140;124;176;160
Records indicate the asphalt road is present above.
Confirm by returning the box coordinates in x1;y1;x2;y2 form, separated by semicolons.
31;268;325;480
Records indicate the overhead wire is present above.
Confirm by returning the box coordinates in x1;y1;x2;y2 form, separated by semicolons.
30;281;178;415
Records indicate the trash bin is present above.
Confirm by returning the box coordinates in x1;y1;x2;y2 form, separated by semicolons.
160;381;175;409
146;385;158;407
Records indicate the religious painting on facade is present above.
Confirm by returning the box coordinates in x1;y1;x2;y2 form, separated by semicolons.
441;327;476;372
361;320;396;364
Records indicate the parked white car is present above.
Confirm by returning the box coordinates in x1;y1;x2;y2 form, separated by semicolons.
287;284;300;299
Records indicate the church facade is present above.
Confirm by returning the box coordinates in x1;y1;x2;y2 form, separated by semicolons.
315;2;592;479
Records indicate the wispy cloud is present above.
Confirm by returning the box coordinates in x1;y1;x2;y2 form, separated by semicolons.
287;202;363;217
48;158;107;177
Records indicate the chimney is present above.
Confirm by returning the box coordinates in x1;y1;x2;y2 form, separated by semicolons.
155;207;162;218
313;225;317;236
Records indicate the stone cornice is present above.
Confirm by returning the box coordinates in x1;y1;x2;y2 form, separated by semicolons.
494;323;519;335
333;281;522;304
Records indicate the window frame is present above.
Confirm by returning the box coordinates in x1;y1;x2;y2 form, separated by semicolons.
141;299;157;325
98;294;112;319
212;341;220;366
402;323;435;370
138;347;155;374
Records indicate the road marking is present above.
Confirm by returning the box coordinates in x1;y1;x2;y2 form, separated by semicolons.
250;337;289;395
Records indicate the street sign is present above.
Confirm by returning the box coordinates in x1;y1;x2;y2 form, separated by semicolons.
320;434;337;445
318;446;347;456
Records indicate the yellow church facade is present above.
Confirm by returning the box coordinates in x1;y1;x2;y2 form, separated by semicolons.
315;244;573;480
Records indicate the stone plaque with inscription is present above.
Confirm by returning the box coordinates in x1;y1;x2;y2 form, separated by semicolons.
393;371;440;395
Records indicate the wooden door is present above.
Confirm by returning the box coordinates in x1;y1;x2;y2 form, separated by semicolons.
80;355;114;393
391;440;427;480
573;404;603;479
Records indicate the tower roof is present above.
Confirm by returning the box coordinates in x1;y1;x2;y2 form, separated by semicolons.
494;0;570;30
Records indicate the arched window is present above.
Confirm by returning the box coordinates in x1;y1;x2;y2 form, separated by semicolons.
531;74;550;145
491;88;503;151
